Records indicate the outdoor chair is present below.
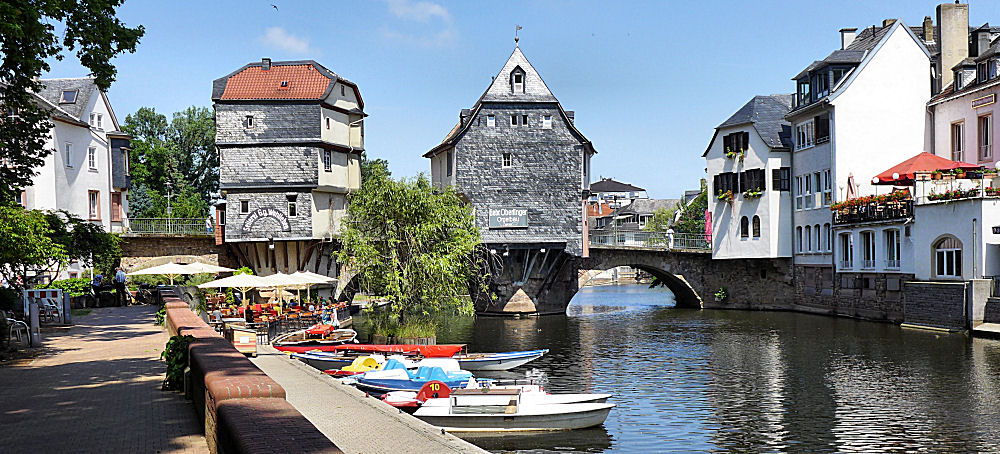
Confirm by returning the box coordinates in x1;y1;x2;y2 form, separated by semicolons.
3;311;30;345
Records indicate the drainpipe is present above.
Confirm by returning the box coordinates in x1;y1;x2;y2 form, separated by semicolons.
973;217;978;278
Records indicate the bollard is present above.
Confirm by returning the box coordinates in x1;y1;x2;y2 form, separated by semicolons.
63;293;72;325
29;302;41;347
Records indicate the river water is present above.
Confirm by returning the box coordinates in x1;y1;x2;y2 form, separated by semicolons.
359;284;1000;453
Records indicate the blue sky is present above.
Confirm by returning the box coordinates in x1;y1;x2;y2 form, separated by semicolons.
45;0;1000;198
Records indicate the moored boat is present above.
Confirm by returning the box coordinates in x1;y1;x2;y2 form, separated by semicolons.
271;324;357;348
353;359;472;395
273;343;464;355
456;349;549;371
413;387;614;432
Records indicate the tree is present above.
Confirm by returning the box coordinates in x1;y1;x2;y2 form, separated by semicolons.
0;0;143;203
168;106;217;201
675;184;708;235
0;206;66;290
643;206;678;232
337;166;483;336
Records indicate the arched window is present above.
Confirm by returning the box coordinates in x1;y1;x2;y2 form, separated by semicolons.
511;68;525;93
740;216;749;238
752;215;761;238
823;223;831;251
805;225;812;251
839;233;853;268
796;226;803;252
814;224;821;253
934;236;963;278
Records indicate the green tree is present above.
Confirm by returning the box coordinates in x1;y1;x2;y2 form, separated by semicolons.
0;206;67;290
675;184;708;236
642;206;678;232
0;0;143;203
338;166;483;336
168;106;217;201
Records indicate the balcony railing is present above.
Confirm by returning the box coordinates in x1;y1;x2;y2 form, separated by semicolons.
128;218;212;236
861;259;876;270
885;259;901;270
839;260;853;269
833;200;913;225
589;232;711;251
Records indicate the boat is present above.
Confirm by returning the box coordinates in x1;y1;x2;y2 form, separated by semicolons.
273;343;464;356
323;356;383;377
271;324;357;348
353;359;473;395
381;379;610;414
456;349;549;371
413;387;615;432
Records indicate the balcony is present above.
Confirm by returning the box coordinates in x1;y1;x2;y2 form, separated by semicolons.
833;200;913;225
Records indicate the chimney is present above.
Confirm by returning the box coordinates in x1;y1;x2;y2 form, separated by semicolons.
923;16;934;43
261;58;271;71
460;109;471;127
882;19;897;28
937;2;969;89
565;111;575;124
973;25;992;57
840;28;858;50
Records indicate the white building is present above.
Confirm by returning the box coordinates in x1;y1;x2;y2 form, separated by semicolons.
588;178;648;209
18;78;131;278
786;19;931;285
705;95;793;259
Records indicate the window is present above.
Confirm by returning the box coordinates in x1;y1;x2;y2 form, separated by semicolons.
240;200;249;213
713;172;739;195
502;152;512;168
341;85;346;96
814;224;821;253
741;169;766;192
840;233;854;269
111;192;122;222
512;71;524;93
952;122;965;162
772;167;790;191
823;223;831;251
542;115;552;129
15;190;26;208
446;151;453;176
723;132;750;154
795;121;815;150
752;216;761;238
822;169;832;206
885;229;900;269
991;60;999;80
806;225;812;252
832;68;849;86
288;202;296;217
219;210;226;226
246;115;254;129
88;146;97;170
64;143;73;167
797;79;811;106
814;113;830;143
279;80;290;89
60;90;77;103
795;176;803;210
811;72;829;100
88;190;100;220
934;236;963;278
804;174;814;209
861;231;876;269
797;227;803;253
978;114;992;161
487;115;496;127
978;62;988;83
511;115;518;126
740;217;749;239
96;113;102;130
521;115;528;126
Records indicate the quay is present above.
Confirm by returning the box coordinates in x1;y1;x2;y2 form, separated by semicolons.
250;345;487;454
0;306;206;452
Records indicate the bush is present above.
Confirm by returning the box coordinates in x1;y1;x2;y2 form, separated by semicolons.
41;278;91;297
161;334;195;390
0;287;19;312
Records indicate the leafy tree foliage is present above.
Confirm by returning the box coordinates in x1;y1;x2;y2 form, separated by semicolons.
642;206;678;232
675;181;708;235
0;0;143;203
338;166;483;335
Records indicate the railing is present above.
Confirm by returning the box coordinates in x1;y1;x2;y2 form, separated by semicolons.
862;259;876;270
885;259;901;270
838;260;853;269
833;200;913;225
589;232;711;251
128;218;212;236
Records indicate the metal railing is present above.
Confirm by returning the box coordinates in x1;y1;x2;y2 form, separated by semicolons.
128;218;212;236
885;259;901;270
589;232;711;251
833;200;913;225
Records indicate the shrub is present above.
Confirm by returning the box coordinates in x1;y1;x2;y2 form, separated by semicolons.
41;278;91;297
0;287;19;312
161;335;195;390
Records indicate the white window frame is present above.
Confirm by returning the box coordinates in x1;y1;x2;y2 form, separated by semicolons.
88;190;99;220
502;152;512;168
246;115;254;129
512;72;524;93
934;237;963;278
240;200;249;214
65;143;73;167
88;146;97;170
861;231;876;269
542;115;552;129
795;176;803;210
979;114;992;161
804;175;814;209
822;169;832;206
60;90;77;103
795;120;815;151
796;226;803;253
96;113;103;130
952;121;965;162
805;225;812;252
823;223;832;252
885;229;901;269
323;151;332;172
487;115;496;127
840;233;854;269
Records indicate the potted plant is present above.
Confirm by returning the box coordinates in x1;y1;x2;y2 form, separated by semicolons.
954;168;967;179
966;168;984;179
742;188;763;199
717;190;734;204
932;170;943;180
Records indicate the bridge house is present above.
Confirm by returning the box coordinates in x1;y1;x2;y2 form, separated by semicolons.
212;58;363;278
425;45;596;314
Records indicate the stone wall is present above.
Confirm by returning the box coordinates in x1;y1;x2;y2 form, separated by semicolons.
225;191;314;241
985;297;1000;323
455;103;586;255
215;103;320;144
795;267;911;323
120;236;239;271
903;281;968;329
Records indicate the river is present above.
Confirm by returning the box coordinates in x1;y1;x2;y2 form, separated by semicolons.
358;284;1000;453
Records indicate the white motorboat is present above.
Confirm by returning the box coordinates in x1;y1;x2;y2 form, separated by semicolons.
413;387;614;432
456;349;549;371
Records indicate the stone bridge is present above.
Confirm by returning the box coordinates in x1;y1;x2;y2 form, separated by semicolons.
477;244;797;315
120;235;239;272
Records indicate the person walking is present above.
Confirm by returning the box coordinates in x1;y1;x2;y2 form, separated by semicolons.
205;215;213;234
666;226;676;249
114;267;127;306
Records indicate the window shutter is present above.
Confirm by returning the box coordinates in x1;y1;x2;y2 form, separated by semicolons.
738;172;745;193
772;168;781;190
723;134;731;152
713;175;721;195
742;132;750;151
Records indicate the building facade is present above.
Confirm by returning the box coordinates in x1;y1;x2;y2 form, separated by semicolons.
425;45;596;313
588;178;648;209
213;59;363;277
705;95;793;260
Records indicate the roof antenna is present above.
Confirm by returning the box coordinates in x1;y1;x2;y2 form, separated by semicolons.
515;24;522;44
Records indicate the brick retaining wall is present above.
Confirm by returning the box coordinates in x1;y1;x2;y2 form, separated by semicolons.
162;291;341;454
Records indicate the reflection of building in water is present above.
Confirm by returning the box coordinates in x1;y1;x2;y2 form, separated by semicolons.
212;58;364;281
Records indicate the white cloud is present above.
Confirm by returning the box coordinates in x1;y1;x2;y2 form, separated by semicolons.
259;27;315;55
387;0;451;23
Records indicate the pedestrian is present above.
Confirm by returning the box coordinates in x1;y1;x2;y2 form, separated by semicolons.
92;273;103;295
205;215;213;234
666;226;676;249
114;267;127;306
244;305;254;324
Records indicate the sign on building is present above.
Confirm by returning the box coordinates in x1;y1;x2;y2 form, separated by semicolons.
488;208;528;229
241;208;291;233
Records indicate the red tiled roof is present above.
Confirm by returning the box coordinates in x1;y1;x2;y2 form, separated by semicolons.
221;64;332;100
587;202;613;217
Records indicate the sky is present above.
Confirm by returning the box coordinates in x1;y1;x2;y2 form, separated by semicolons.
43;0;1000;199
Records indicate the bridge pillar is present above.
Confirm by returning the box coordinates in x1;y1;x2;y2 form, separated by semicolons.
473;250;581;315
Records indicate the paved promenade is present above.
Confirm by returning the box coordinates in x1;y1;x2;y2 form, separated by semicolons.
251;345;488;454
0;306;207;453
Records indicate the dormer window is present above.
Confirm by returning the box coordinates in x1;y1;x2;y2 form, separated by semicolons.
978;62;988;83
60;90;77;103
990;60;998;80
955;71;964;91
511;69;525;93
245;115;254;129
279;80;290;89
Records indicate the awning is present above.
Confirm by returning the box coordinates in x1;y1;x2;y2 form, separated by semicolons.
872;152;981;185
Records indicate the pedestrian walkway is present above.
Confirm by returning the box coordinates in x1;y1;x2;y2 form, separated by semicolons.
251;346;488;454
0;305;207;453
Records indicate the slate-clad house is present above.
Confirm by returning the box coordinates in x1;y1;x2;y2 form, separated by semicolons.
425;45;596;313
212;58;363;277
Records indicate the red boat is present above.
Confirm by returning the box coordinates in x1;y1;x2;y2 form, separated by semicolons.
274;343;465;357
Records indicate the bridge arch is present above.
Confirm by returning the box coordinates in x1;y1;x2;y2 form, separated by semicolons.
577;262;703;309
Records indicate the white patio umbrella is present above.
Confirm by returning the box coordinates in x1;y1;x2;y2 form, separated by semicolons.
182;262;236;274
128;262;198;285
259;273;302;305
290;271;337;302
196;273;270;305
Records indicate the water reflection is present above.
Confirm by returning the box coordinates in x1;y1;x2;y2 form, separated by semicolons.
355;285;1000;453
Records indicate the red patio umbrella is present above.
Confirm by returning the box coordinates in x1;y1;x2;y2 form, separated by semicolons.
872;152;980;185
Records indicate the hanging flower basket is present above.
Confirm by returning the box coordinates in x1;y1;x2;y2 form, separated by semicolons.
717;190;734;204
742;188;763;199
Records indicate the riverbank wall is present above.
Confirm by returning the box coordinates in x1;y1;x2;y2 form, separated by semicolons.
162;291;342;453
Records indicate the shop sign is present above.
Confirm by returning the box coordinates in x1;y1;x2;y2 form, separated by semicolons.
488;208;528;229
242;207;291;233
973;94;995;109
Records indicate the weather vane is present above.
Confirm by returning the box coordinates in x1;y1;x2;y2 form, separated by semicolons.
515;25;522;43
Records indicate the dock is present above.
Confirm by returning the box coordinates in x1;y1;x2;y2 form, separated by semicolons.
250;345;487;454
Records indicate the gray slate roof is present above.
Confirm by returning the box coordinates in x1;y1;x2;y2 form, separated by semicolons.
717;94;793;150
591;178;645;193
618;198;680;215
480;46;557;103
36;77;98;121
792;24;893;80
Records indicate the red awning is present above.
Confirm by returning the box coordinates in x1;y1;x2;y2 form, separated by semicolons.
872;152;981;185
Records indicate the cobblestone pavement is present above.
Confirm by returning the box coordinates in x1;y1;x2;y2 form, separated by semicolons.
251;346;488;454
0;305;207;453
